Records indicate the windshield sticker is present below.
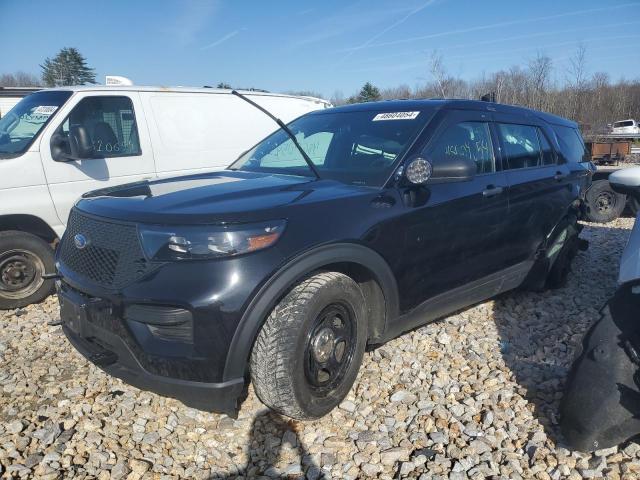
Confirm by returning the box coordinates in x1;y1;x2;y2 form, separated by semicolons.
373;111;420;121
33;105;58;116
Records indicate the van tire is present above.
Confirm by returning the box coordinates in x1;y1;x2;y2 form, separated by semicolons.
250;272;367;420
584;180;626;223
0;231;55;310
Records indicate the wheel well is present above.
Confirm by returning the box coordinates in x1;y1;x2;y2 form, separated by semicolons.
316;262;387;341
0;215;58;244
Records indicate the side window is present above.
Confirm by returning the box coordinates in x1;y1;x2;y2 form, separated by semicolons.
553;125;587;163
497;123;542;170
427;121;495;174
537;129;556;165
259;131;333;167
54;96;141;158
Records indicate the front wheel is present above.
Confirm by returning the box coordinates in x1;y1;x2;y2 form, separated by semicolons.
250;272;367;420
0;231;55;310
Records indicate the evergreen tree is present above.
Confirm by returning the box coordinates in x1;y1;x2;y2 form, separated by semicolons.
355;82;381;103
41;48;96;87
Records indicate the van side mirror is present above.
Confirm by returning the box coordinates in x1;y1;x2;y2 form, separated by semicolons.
68;125;94;159
50;133;70;162
51;126;94;162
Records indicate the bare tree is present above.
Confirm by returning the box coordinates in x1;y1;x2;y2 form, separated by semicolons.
429;51;449;98
566;44;588;118
0;71;41;87
527;53;553;111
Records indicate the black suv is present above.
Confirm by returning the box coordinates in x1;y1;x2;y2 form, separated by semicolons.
56;99;592;419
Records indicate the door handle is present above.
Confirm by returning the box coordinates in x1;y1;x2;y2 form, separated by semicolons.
482;185;504;197
554;171;568;181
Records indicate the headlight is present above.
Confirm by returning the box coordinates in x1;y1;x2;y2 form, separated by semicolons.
139;220;286;260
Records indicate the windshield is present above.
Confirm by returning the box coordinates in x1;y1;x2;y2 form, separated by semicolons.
0;90;72;156
230;109;432;187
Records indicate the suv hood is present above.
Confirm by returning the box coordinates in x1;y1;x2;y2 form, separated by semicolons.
76;170;370;224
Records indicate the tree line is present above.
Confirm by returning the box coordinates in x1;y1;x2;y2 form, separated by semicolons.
2;46;638;135
333;48;640;135
0;48;95;88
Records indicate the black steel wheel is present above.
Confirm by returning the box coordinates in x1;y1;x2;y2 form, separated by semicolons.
304;302;356;394
0;231;55;309
250;271;367;420
585;180;626;223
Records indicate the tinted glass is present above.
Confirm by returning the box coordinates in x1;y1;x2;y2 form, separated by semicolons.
553;125;586;163
0;90;71;156
427;121;494;174
497;123;542;169
614;121;634;128
55;96;141;158
231;109;431;187
537;129;555;165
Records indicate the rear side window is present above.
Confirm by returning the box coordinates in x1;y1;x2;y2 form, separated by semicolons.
553;125;586;163
497;123;543;169
55;96;141;158
427;121;495;174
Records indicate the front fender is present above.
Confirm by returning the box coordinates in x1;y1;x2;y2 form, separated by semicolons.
222;242;399;381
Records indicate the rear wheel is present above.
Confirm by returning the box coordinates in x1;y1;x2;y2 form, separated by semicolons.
250;272;367;420
584;180;626;223
0;231;55;310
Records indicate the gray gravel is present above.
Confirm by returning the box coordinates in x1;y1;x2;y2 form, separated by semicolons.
1;218;638;479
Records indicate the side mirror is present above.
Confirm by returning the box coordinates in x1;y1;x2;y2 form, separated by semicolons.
403;155;476;185
430;156;476;183
610;166;640;205
50;133;70;162
51;126;94;162
68;125;94;159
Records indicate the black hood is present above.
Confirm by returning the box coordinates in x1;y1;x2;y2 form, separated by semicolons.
76;170;372;224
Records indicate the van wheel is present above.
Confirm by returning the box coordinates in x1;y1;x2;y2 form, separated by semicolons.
250;272;367;420
0;231;55;310
584;180;626;223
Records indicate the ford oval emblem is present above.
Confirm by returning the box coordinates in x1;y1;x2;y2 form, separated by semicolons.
74;234;89;249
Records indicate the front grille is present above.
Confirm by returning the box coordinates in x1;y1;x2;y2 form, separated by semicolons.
59;209;154;289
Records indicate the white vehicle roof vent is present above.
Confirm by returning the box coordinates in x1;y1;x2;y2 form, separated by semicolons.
105;76;134;86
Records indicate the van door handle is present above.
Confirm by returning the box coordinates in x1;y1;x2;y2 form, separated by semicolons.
482;185;504;197
554;171;568;181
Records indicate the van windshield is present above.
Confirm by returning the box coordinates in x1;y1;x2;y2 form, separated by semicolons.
0;90;72;157
229;109;432;187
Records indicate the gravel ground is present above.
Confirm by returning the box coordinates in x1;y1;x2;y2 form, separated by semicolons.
0;218;637;479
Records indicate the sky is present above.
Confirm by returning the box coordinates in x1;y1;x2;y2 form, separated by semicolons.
1;0;639;98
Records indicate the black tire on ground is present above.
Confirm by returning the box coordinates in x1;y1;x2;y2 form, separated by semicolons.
584;180;626;223
0;231;55;310
250;271;367;420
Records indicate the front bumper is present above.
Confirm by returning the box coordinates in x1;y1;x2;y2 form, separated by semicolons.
58;281;245;415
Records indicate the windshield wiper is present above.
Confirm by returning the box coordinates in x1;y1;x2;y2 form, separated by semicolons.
231;90;321;179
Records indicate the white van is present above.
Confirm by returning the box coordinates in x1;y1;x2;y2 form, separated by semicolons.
611;119;640;135
0;86;331;308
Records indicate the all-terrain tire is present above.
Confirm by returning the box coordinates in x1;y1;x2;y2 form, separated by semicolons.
584;180;626;223
0;231;55;310
250;271;367;420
